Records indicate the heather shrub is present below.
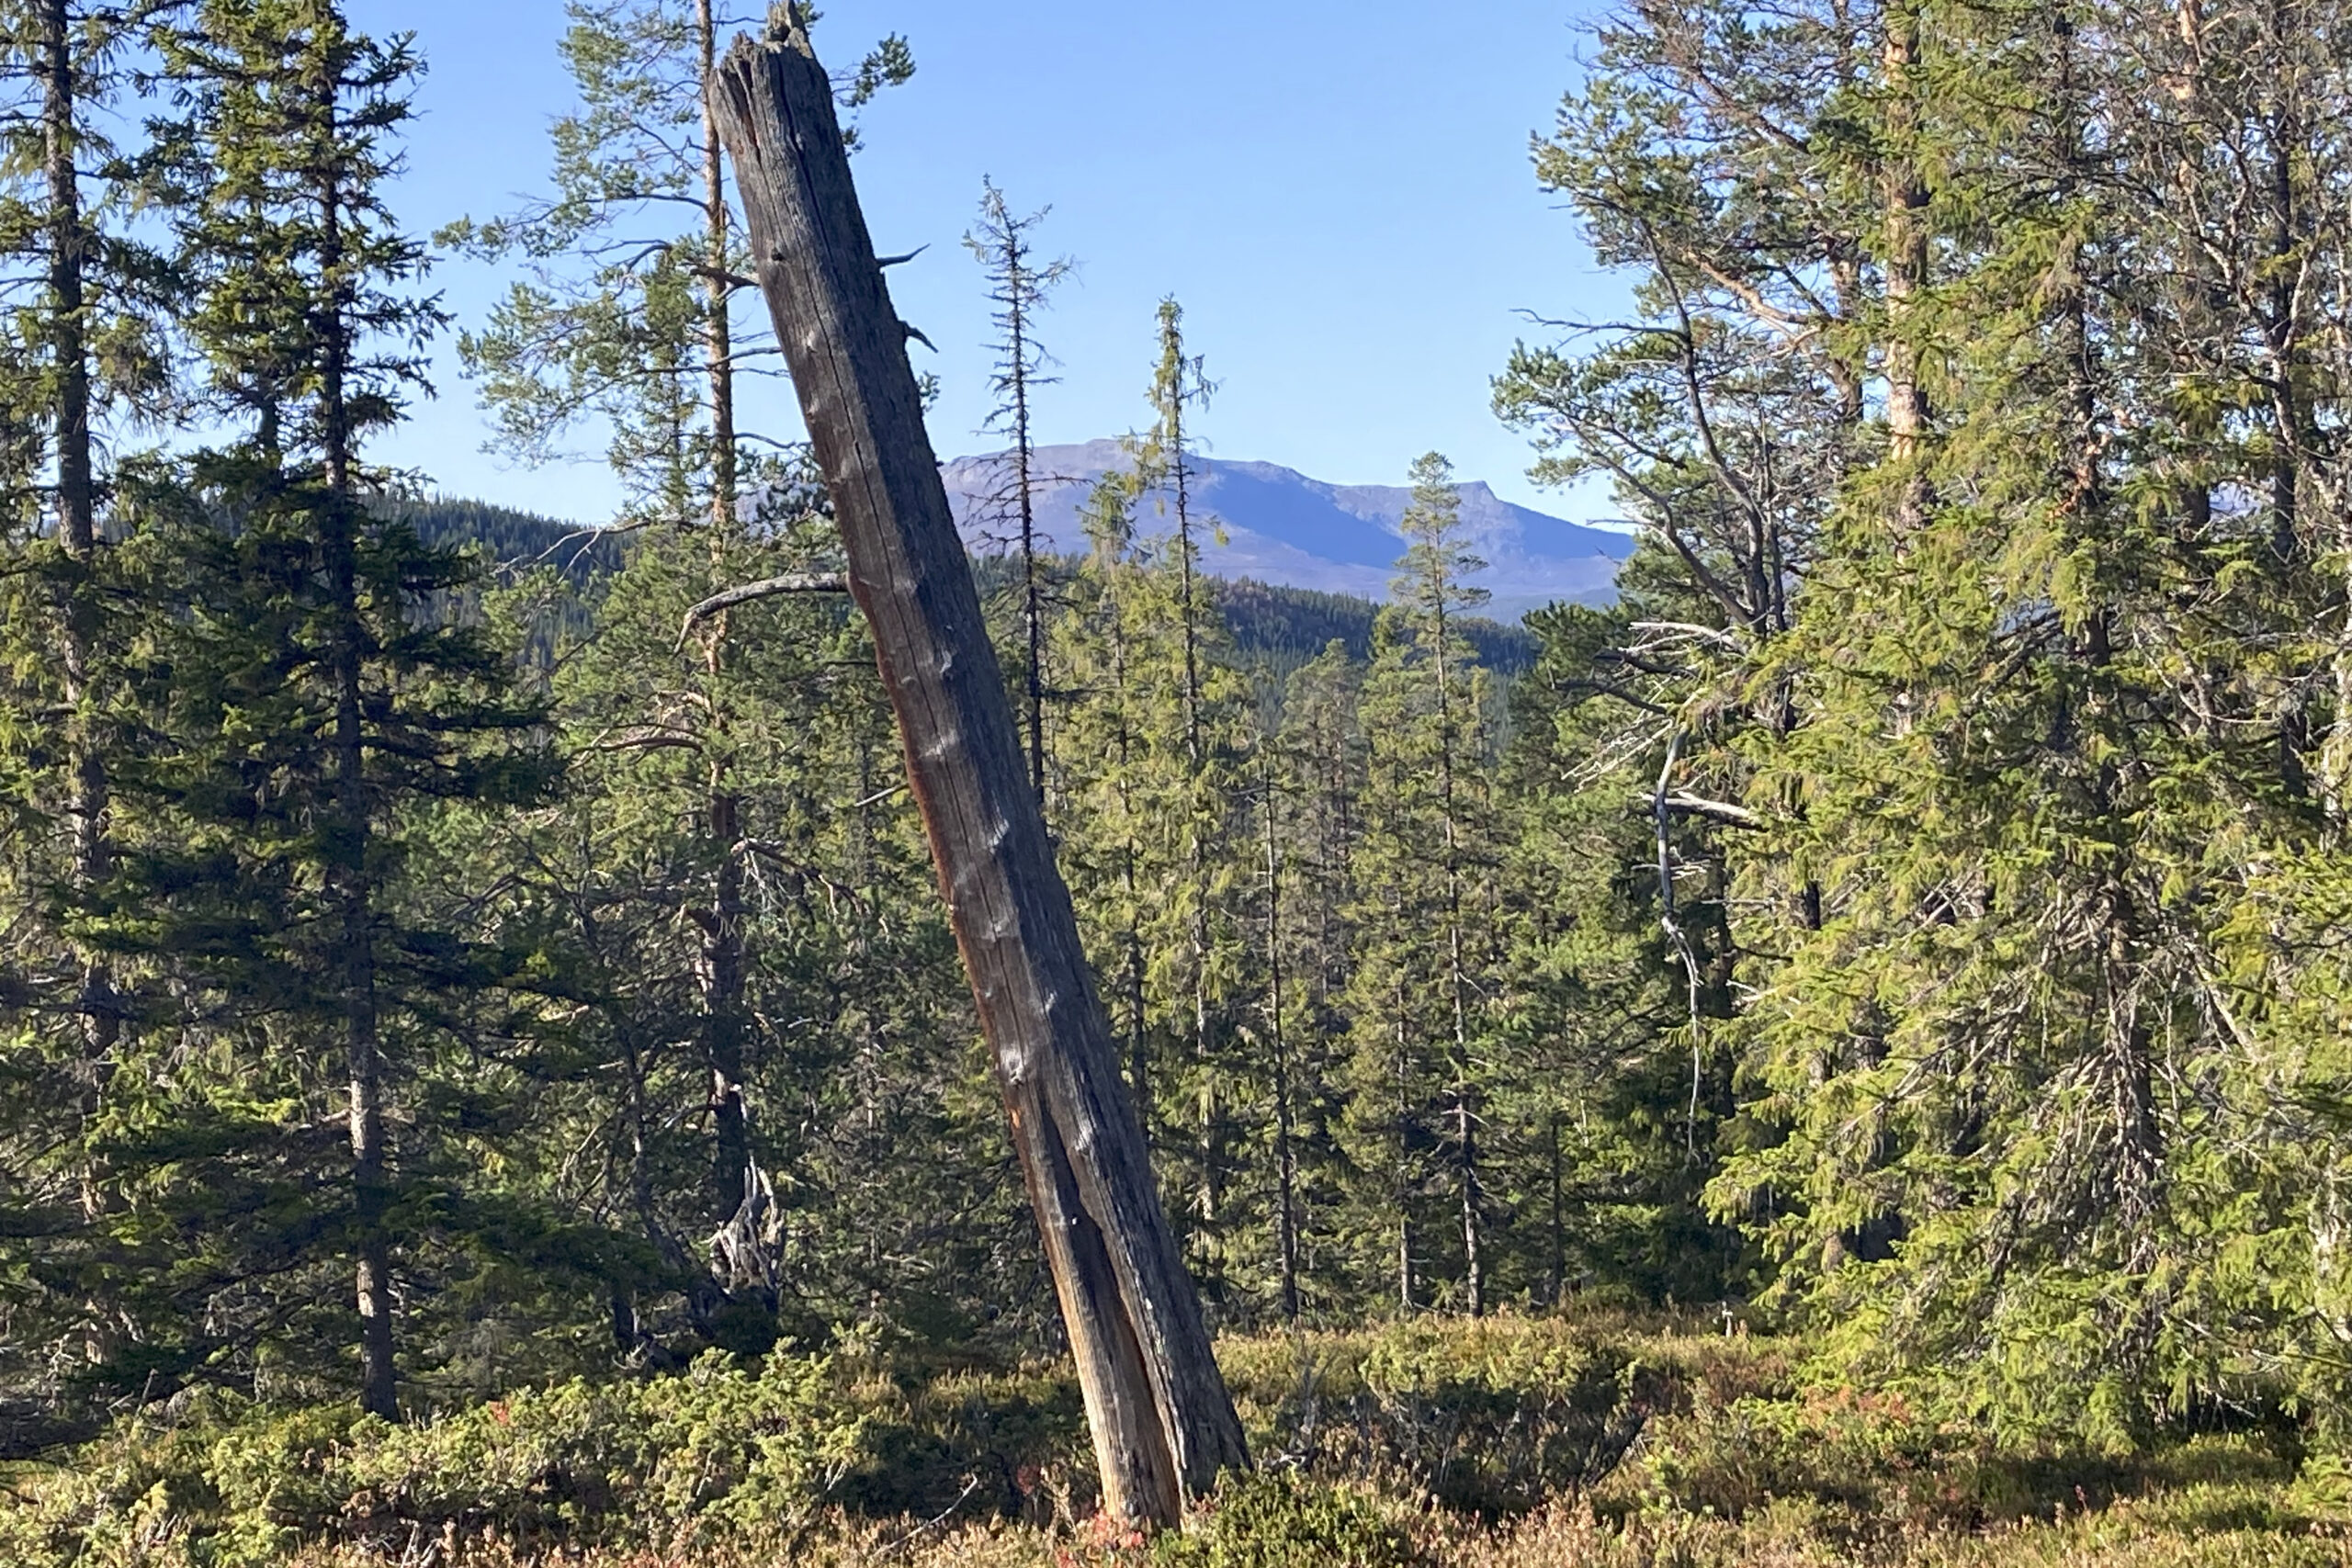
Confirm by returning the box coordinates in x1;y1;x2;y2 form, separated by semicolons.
1222;1313;1679;1512
1155;1471;1419;1568
0;1348;870;1566
6;1315;2340;1567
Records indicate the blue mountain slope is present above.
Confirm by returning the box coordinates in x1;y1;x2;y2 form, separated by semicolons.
942;439;1629;617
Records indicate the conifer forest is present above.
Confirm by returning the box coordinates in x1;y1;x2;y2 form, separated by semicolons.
9;0;2352;1563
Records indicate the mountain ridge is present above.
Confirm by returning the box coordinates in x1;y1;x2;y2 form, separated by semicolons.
943;439;1628;617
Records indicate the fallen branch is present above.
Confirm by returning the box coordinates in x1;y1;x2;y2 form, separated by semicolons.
873;1475;981;1561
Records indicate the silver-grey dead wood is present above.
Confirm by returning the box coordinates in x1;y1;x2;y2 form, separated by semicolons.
707;14;1248;1529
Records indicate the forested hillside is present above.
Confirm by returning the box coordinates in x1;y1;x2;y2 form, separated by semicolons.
5;0;2352;1562
395;499;605;573
943;439;1632;615
972;559;1539;682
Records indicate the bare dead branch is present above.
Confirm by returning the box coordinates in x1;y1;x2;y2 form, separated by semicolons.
1665;792;1762;829
673;571;849;649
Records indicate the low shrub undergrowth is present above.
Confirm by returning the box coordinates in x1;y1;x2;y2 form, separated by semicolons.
2;1309;2344;1566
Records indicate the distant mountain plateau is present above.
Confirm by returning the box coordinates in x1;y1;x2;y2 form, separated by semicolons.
942;440;1630;619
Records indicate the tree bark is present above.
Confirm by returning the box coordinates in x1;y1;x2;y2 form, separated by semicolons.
704;787;751;1221
1882;0;1931;526
1260;745;1300;1325
40;0;118;1130
697;0;738;532
316;119;399;1424
711;17;1246;1526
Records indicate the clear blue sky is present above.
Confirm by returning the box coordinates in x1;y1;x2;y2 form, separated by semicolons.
352;0;1619;525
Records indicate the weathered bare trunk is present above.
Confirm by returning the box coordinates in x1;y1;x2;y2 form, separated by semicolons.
711;19;1246;1524
697;0;737;531
704;788;750;1220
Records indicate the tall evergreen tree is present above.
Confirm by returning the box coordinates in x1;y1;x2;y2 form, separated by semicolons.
1229;649;1361;1323
1512;0;2352;1432
94;0;552;1417
442;1;909;530
1340;455;1502;1314
963;178;1072;804
1050;448;1253;1305
1134;299;1254;1288
0;0;182;1422
445;0;751;530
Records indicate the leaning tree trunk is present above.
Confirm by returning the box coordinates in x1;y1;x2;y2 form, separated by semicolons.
710;15;1246;1527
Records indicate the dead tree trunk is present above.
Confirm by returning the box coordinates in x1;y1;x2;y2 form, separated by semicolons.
710;15;1246;1526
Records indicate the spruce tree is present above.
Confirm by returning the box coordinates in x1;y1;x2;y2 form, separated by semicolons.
963;178;1072;804
0;0;168;1054
1136;299;1254;1289
100;0;551;1416
1503;0;2352;1431
1231;650;1361;1322
0;0;182;1417
1140;298;1216;762
1341;455;1502;1314
1050;446;1253;1304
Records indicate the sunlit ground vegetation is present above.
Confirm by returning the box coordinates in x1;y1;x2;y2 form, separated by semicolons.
6;1311;2348;1567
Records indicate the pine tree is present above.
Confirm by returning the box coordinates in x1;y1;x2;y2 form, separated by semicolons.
1488;0;1880;1308
445;0;749;529
442;1;909;530
443;5;916;1292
